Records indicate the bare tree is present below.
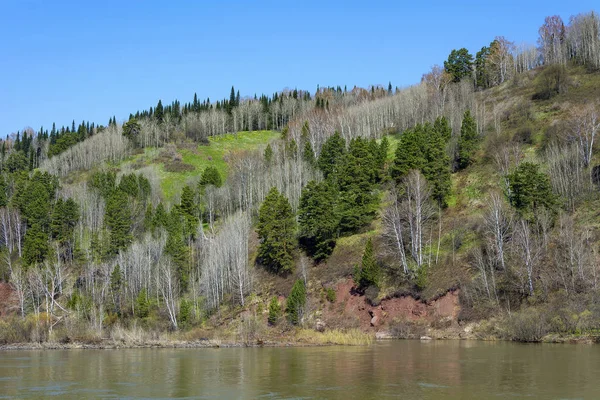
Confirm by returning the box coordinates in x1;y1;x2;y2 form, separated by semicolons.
482;192;512;271
568;104;600;168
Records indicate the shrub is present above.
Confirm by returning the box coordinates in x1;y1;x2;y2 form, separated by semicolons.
286;280;306;325
268;297;281;326
325;288;336;303
505;309;549;342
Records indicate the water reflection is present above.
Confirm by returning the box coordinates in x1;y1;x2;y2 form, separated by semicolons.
0;341;598;399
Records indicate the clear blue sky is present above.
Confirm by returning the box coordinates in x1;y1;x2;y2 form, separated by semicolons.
1;0;597;136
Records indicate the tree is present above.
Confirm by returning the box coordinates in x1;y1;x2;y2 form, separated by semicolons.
268;296;281;325
298;180;339;260
302;141;316;167
179;185;199;240
264;144;274;165
444;48;474;82
286;279;306;325
508;162;556;220
122;118;141;145
538;15;567;65
317;132;346;179
135;288;150;318
22;223;49;266
257;187;296;274
105;190;133;255
199;166;223;187
457;110;479;169
423;123;451;206
390;126;426;181
487;37;515;85
155;100;164;123
354;238;380;289
336;137;379;233
475;45;492;89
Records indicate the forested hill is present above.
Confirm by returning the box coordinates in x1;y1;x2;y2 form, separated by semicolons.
1;11;600;344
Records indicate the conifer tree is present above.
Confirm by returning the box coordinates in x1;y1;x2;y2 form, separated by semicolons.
302;141;316;167
199;166;223;188
286;279;306;325
257;187;296;274
165;208;190;291
268;296;281;325
22;223;49;266
457;110;479;169
423;124;452;207
105;190;133;255
264;144;274;165
354;238;380;290
298;180;339;260
317;132;346;178
390;125;427;181
179;185;199;240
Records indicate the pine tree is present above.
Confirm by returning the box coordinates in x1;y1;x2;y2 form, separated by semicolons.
257;187;296;274
155;100;164;123
286;279;306;325
433;116;452;142
268;296;281;325
508;162;557;221
354;238;380;290
317;131;346;178
105;190;133;255
199;166;223;187
302;141;316;166
390;125;427;181
264;144;274;165
336;138;379;233
423;124;452;207
22;223;49;266
298;180;339;260
457;110;479;170
179;185;199;240
444;48;474;82
286;139;298;159
165;208;189;291
135;288;150;318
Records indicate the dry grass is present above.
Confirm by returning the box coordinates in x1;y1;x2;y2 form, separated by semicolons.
296;328;373;346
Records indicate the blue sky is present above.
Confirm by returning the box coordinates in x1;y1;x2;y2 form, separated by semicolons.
1;0;597;136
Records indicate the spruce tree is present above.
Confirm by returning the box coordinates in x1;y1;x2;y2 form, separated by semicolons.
257;187;296;274
457;110;479;170
264;144;274;165
268;296;281;325
354;238;380;290
390;125;427;181
105;190;133;255
423;123;452;207
298;180;339;260
179;185;199;240
317;132;346;179
286;279;306;325
302;141;316;167
199;166;223;188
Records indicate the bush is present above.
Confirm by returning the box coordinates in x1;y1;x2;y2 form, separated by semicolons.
325;288;336;303
268;297;281;326
505;309;549;342
286;280;306;325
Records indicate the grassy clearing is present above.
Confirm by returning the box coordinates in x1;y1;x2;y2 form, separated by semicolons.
296;328;373;345
119;130;279;200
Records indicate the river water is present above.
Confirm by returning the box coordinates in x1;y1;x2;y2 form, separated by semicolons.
0;340;598;399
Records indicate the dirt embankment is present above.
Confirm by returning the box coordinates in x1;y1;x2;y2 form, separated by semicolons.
325;279;462;337
0;282;18;318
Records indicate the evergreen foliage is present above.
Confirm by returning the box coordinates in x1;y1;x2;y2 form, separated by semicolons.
199;166;223;187
268;296;281;325
353;238;380;290
298;180;339;260
286;279;306;325
317;131;346;178
444;48;474;82
508;162;557;220
257;187;296;274
457;110;479;169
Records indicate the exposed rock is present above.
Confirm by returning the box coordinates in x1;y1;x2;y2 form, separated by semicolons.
315;319;326;332
375;331;392;339
420;336;433;340
370;315;379;327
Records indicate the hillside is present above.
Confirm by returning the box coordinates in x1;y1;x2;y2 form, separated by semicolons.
2;10;600;346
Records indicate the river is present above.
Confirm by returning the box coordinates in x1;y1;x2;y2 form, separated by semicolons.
0;340;598;399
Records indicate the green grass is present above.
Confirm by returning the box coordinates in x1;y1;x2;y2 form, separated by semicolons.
121;130;279;201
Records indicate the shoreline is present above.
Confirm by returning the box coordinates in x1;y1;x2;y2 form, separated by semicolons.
1;334;597;351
